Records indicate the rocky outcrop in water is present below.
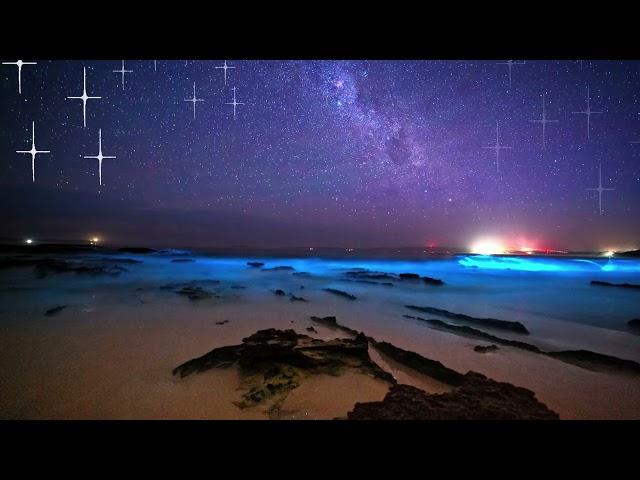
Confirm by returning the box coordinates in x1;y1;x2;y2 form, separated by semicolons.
347;374;559;420
346;279;394;287
417;316;640;376
262;266;295;271
371;340;466;386
310;316;360;336
474;344;499;353
289;294;308;302
44;305;67;317
177;286;212;300
591;280;640;290
34;259;128;278
344;269;443;286
629;319;640;330
399;273;421;279
174;317;563;420
247;262;264;268
292;272;311;277
160;280;220;301
108;258;143;264
344;270;395;281
405;305;529;334
546;350;640;375
0;257;129;278
173;328;396;417
323;288;357;300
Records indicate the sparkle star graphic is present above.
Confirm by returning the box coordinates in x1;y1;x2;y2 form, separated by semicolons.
83;128;117;186
15;121;50;182
482;121;512;172
113;60;133;91
585;163;615;215
66;67;102;128
2;59;37;94
225;86;245;120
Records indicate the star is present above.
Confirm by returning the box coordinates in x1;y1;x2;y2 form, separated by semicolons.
15;121;50;182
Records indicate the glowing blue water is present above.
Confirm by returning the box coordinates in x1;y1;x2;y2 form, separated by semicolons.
457;255;640;273
1;252;638;333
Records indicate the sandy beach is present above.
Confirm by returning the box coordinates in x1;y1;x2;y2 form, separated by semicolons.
1;249;639;419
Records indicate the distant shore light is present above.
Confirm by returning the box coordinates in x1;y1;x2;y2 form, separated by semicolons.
604;251;615;257
471;239;506;255
25;238;33;245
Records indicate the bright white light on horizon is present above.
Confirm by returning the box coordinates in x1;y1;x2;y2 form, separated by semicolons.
470;238;507;255
604;250;615;257
25;238;33;245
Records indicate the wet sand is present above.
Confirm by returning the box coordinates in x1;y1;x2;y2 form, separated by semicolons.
1;253;639;419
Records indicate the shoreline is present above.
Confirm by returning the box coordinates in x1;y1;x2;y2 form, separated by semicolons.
1;250;639;419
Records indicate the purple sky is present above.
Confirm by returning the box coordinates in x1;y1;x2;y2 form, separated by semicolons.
1;60;639;251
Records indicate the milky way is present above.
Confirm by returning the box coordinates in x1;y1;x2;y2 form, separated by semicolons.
1;60;639;250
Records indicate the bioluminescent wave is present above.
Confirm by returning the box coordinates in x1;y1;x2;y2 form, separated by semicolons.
457;255;640;273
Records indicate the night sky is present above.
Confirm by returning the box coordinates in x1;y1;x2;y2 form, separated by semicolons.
1;60;639;251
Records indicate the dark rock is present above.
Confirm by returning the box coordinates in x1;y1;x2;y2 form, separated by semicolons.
310;316;360;337
405;305;529;334
348;374;559;420
216;320;230;325
399;273;421;279
372;340;466;386
176;286;212;300
590;280;640;290
44;305;67;317
546;350;640;376
262;266;295;271
171;258;195;263
247;261;265;268
420;317;542;352
306;326;317;333
344;270;395;280
346;279;394;287
292;271;311;277
107;258;143;264
422;317;640;376
289;294;308;302
273;289;286;296
173;328;396;416
160;280;220;291
323;288;357;300
0;257;129;278
230;285;246;289
117;247;156;254
474;344;499;353
32;259;128;279
344;270;442;286
628;319;640;329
